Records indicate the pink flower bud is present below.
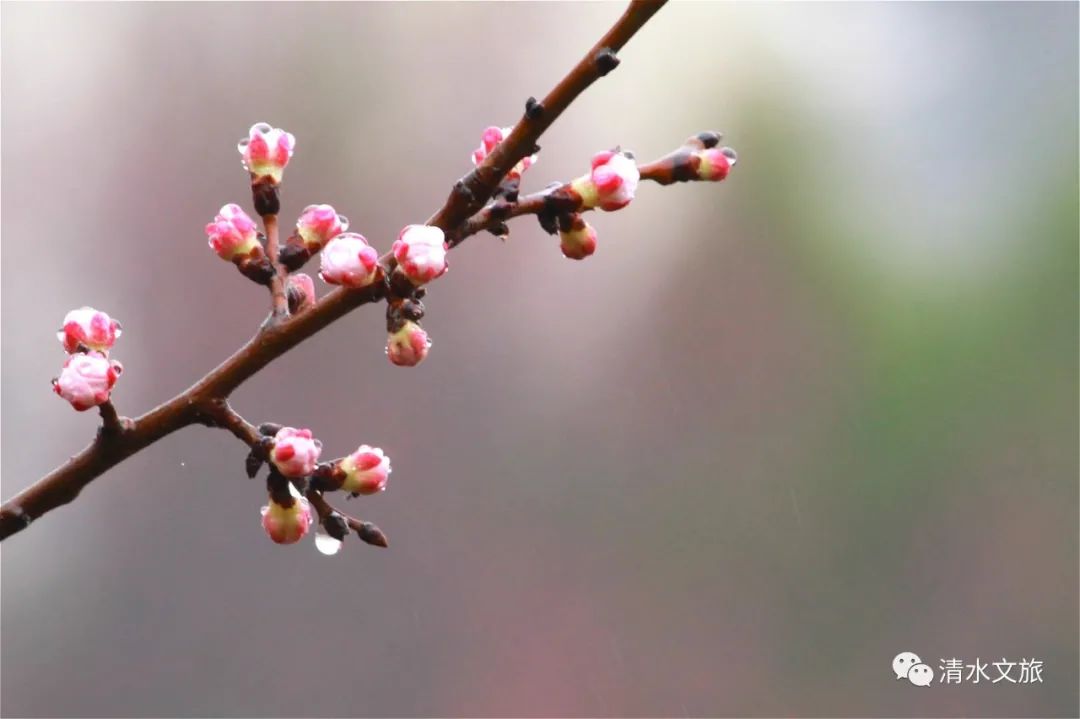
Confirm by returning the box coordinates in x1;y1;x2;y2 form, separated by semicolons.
386;320;430;367
52;351;122;412
696;147;737;181
559;218;598;260
340;445;391;495
206;204;260;261
58;307;121;354
392;225;448;286
270;427;322;478
471;126;537;178
570;150;640;212
238;122;295;185
296;204;348;251
319;232;380;288
286;273;316;313
260;494;313;545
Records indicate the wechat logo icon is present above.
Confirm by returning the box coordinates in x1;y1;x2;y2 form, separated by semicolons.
893;651;934;686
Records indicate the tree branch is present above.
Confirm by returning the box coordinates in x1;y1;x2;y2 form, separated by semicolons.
0;0;672;542
450;131;734;245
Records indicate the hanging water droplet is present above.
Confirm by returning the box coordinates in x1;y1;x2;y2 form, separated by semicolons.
56;330;66;344
314;527;342;556
252;122;272;135
338;214;350;231
721;146;738;165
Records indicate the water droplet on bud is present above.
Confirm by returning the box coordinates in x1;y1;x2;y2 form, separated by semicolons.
314;527;342;556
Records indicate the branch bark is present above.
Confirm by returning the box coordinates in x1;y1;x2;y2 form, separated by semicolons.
0;0;670;542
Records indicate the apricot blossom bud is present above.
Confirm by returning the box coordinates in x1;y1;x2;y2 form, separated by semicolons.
238;122;295;185
696;147;737;181
261;493;313;545
58;307;121;354
319;233;380;288
340;445;391;495
570;150;640;211
386;320;430;367
286;273;316;313
206;204;260;261
270;427;322;478
296;204;348;252
558;215;598;260
392;225;447;286
52;351;122;411
471;125;537;178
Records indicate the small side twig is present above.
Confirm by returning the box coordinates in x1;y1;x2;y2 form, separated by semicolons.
96;400;128;437
306;491;388;548
262;214;289;318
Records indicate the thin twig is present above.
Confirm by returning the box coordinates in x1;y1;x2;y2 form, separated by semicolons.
451;144;721;245
97;400;126;437
306;491;388;548
263;214;289;318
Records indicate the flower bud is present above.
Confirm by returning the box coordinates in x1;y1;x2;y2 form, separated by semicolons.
570;150;640;212
206;204;261;261
471;126;537;178
260;494;313;544
52;351;122;411
340;445;391;495
238;122;295;185
296;204;348;252
386;320;430;367
558;216;598;260
58;307;121;354
286;273;316;313
270;427;322;478
319;233;380;288
696;147;737;181
392;225;448;286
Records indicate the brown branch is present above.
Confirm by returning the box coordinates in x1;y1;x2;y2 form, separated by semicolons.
421;0;668;240
0;0;669;542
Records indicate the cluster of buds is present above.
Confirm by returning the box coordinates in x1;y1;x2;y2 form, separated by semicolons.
52;307;124;411
193;119;737;555
250;425;392;552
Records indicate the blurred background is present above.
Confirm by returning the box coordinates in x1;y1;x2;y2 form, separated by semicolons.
2;2;1077;717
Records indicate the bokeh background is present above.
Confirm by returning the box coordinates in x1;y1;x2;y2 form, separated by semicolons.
2;2;1077;717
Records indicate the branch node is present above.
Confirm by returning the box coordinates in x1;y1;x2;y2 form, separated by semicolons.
524;96;544;120
594;47;620;76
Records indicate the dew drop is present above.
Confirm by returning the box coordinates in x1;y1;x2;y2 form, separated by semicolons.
338;214;350;231
314;527;342;556
252;122;272;135
56;330;66;344
721;146;738;165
